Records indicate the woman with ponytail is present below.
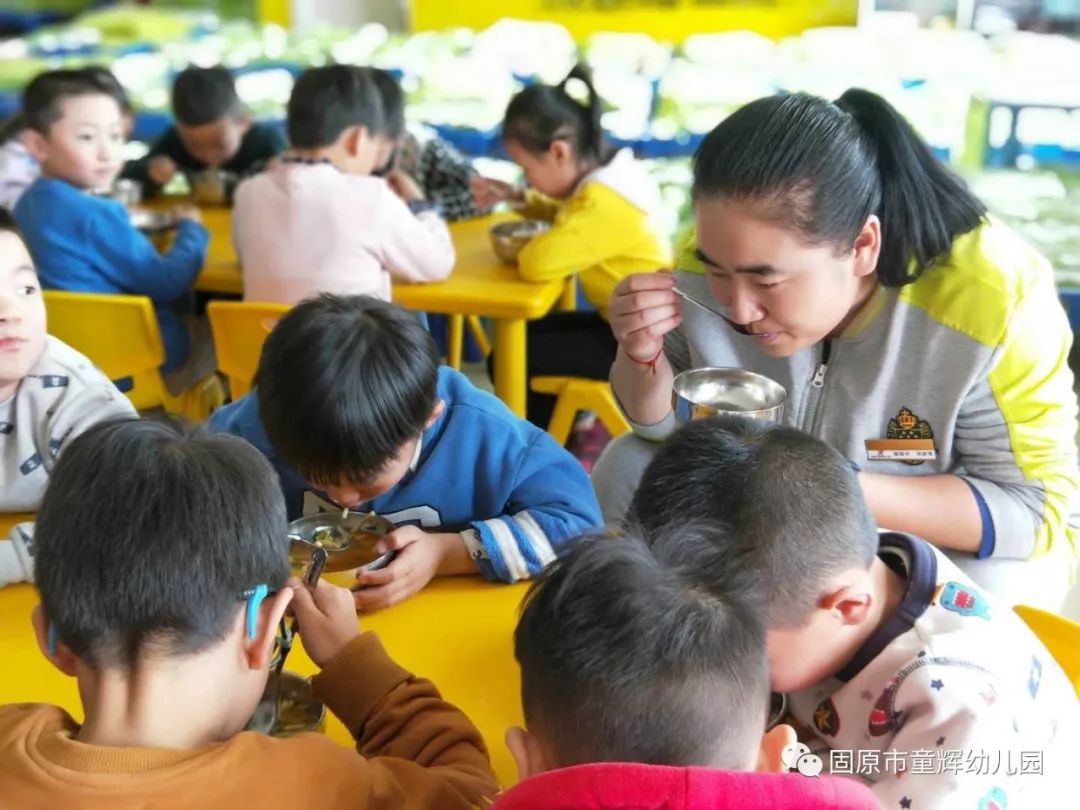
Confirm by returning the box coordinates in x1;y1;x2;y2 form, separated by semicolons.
474;64;669;432
597;89;1080;610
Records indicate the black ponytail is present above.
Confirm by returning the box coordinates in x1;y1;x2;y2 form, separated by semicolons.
502;63;607;164
692;90;986;287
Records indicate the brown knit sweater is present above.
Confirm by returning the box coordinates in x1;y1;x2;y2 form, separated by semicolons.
0;632;498;808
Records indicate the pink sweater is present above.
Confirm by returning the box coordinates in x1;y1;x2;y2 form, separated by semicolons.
232;162;454;304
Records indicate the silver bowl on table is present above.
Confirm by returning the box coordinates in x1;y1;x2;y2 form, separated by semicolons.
490;219;549;265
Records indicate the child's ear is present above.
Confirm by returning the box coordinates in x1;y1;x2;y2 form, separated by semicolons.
31;604;79;677
22;128;49;163
234;114;252;133
820;577;873;626
757;723;797;772
343;125;369;159
243;588;294;670
424;399;446;428
548;139;573;166
506;726;549;781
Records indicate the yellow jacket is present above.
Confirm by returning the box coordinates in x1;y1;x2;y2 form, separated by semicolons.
516;148;670;318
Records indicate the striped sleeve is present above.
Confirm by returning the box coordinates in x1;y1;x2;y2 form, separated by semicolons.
465;433;601;582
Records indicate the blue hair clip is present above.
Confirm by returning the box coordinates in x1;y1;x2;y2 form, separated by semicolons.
243;584;269;640
47;623;58;656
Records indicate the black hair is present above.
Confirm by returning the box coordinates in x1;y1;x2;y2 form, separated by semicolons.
692;90;987;287
20;67;128;135
287;64;385;149
515;526;768;769
34;418;290;669
171;66;242;126
502;63;608;164
367;68;405;140
0;206;21;236
256;294;439;487
629;418;879;628
81;65;131;116
0;114;25;144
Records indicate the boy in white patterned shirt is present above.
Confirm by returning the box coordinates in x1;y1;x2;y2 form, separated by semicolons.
0;207;134;585
630;417;1079;810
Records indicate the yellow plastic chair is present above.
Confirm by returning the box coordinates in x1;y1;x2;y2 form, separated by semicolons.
43;290;224;420
207;300;291;399
530;376;631;447
1015;604;1080;698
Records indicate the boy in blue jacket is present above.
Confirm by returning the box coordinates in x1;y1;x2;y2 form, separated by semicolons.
13;68;209;384
210;294;601;609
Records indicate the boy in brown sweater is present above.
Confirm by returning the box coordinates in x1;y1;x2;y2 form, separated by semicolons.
0;417;498;809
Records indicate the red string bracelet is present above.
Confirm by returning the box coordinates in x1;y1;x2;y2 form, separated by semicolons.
624;346;664;374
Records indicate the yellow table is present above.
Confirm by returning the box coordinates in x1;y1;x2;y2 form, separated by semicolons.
0;515;527;787
187;208;565;417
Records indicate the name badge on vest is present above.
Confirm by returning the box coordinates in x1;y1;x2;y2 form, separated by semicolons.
865;407;938;465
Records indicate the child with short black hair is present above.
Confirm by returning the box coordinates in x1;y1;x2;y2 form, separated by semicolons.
210;294;600;607
494;526;879;809
0;417;499;807
12;67;209;388
232;65;452;305
368;68;488;222
0;66;132;211
122;65;285;194
630;417;1080;809
0;208;134;586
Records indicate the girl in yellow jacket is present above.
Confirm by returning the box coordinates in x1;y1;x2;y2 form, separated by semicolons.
473;65;670;430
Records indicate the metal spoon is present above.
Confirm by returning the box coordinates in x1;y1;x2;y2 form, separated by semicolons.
671;285;752;336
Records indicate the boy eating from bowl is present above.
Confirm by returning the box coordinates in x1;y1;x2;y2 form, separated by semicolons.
232;64;453;305
0;417;499;808
0;207;134;587
629;417;1079;809
209;293;601;609
12;68;210;391
493;525;880;809
122;65;285;196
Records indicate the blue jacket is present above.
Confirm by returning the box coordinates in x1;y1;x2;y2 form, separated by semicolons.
210;366;602;582
13;177;209;373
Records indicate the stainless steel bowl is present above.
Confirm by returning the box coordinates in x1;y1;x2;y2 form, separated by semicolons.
672;367;786;423
287;511;395;587
247;671;326;737
111;178;142;207
128;209;177;234
190;168;238;206
490;219;549;265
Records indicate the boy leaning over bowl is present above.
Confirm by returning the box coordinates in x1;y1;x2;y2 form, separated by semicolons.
0;417;499;809
210;294;602;610
629;417;1080;810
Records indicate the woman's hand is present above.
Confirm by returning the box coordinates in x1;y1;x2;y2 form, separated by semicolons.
609;270;682;363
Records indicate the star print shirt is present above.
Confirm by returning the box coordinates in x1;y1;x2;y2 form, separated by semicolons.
788;532;1080;810
0;336;136;586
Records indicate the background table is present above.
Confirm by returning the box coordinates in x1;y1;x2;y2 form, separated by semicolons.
180;206;564;416
0;514;528;788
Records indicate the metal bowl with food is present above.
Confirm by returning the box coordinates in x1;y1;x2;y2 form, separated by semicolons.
672;367;787;424
246;671;326;737
110;178;143;207
128;209;177;234
287;511;395;588
490;219;549;265
190;168;239;206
